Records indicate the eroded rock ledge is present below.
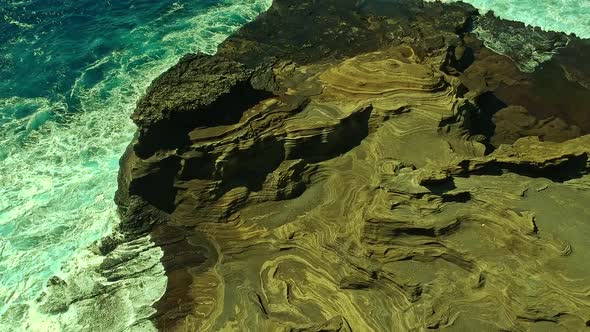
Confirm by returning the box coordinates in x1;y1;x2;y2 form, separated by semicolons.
114;0;590;330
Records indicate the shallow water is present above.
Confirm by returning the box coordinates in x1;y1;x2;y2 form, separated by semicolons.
434;0;590;38
0;0;587;330
0;0;270;329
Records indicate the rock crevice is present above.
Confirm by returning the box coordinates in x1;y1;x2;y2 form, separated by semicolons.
111;0;590;331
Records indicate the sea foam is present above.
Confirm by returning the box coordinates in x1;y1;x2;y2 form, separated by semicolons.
0;0;272;330
430;0;590;39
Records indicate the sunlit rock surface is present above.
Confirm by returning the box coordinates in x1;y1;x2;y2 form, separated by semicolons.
115;0;590;330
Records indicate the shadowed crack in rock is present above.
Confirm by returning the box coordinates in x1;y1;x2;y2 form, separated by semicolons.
112;0;590;331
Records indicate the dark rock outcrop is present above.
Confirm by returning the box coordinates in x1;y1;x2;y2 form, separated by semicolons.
112;0;590;331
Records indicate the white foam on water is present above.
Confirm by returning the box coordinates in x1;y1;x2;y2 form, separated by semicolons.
0;0;272;330
20;236;167;332
428;0;590;39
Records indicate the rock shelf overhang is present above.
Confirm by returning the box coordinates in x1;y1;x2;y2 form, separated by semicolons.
111;0;590;330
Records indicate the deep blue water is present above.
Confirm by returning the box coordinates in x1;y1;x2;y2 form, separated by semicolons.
0;0;270;329
0;0;588;330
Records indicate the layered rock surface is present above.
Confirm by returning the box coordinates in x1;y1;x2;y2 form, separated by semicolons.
113;0;590;330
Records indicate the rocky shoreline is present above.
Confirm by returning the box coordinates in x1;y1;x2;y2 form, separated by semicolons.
107;0;589;330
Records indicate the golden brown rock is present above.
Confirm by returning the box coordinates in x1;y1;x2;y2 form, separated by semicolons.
112;1;590;331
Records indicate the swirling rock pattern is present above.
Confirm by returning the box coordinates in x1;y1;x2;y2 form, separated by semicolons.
112;0;590;330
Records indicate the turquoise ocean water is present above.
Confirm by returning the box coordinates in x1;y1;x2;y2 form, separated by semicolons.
0;0;270;330
436;0;590;38
0;0;588;330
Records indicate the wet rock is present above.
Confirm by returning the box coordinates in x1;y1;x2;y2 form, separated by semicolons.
473;12;569;72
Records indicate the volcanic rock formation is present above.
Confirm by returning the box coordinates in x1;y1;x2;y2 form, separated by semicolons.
111;0;590;331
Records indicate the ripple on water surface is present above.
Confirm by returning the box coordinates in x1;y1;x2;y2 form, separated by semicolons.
1;0;587;330
0;0;271;330
432;0;590;38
